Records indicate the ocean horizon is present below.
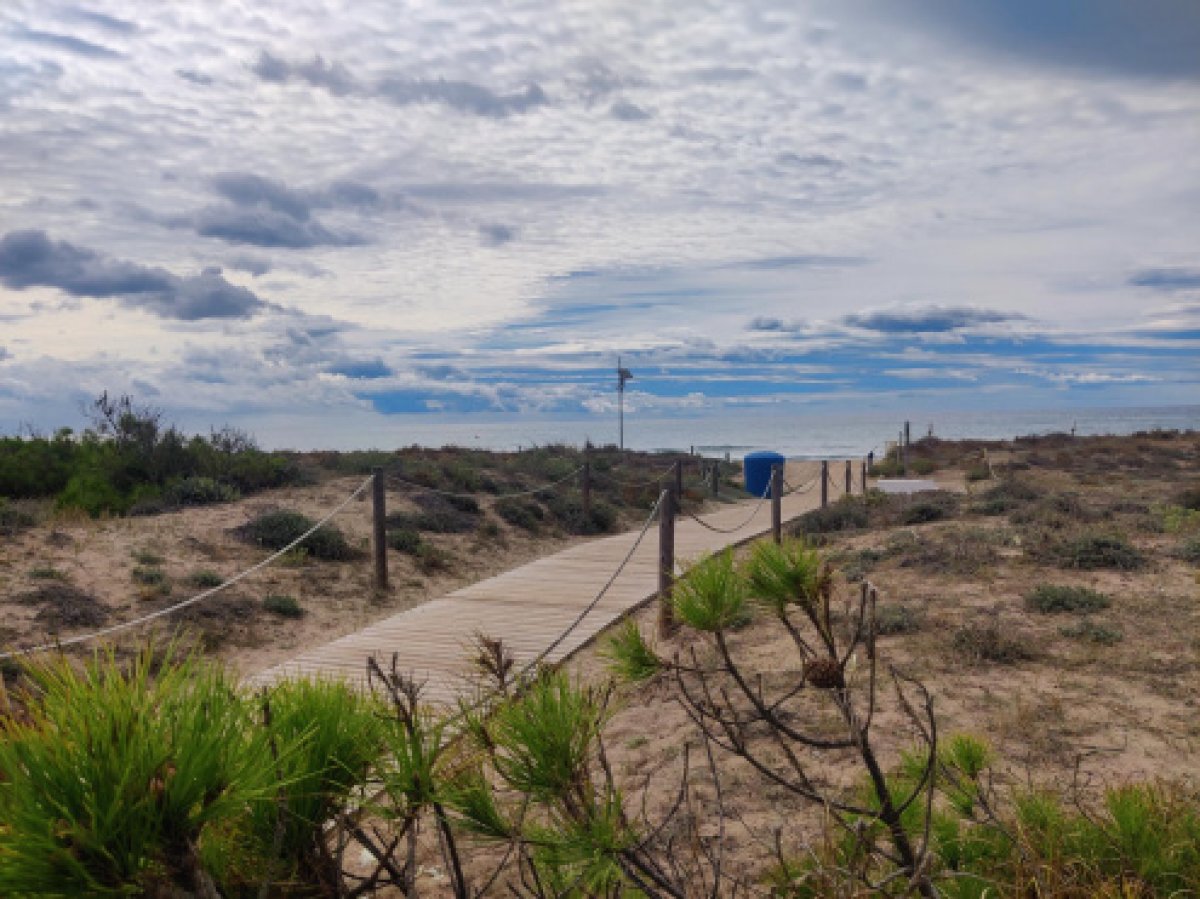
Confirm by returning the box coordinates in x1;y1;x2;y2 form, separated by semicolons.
236;403;1200;459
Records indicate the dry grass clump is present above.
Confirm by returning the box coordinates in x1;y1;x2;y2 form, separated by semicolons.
887;525;1005;576
951;616;1037;664
1031;530;1146;571
16;583;110;629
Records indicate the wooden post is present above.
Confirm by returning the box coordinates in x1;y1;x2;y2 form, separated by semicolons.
673;459;683;518
371;468;388;591
581;444;592;526
820;460;829;508
710;459;719;497
771;463;783;545
905;420;911;447
657;487;676;638
861;460;868;496
844;459;852;495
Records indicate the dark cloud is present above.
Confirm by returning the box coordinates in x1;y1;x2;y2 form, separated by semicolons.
748;316;787;332
252;51;547;117
1129;268;1200;290
329;359;392;379
827;70;868;92
192;206;363;248
11;26;123;59
843;305;1022;333
776;152;842;169
67;8;139;34
175;68;213;86
225;253;272;276
610;100;650;121
0;230;265;320
212;172;312;220
479;223;516;246
375;77;547;117
844;0;1200;80
323;180;381;208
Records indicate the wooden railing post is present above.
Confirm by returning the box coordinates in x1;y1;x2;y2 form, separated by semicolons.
844;459;852;495
372;468;388;591
771;463;783;544
657;488;676;638
673;459;683;518
820;460;829;509
861;460;868;496
710;459;719;497
581;443;592;527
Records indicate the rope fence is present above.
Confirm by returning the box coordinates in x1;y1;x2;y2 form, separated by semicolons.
0;475;375;662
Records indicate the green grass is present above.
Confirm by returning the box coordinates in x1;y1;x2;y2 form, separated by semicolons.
1059;618;1123;645
672;550;749;632
951;619;1035;665
187;569;224;589
238;509;356;560
131;564;168;586
132;548;166;566
1025;584;1111;614
1047;532;1145;571
28;565;67;581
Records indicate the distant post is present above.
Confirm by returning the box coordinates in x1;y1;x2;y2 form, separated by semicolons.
674;459;683;518
581;443;592;526
861;460;868;496
657;488;676;638
371;468;388;591
710;459;720;497
904;420;911;447
820;460;829;509
844;459;852;495
771;464;783;544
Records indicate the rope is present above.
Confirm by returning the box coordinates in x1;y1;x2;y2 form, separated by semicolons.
683;479;772;534
595;463;675;490
783;476;819;496
386;464;583;501
0;476;375;661
520;491;664;673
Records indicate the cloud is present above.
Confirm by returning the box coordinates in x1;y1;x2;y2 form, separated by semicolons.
225;253;272;276
610;100;650;121
175;68;213;86
192;206;363;248
375;77;547;117
329;358;392;379
252;50;547;117
212;172;313;220
842;0;1200;80
0;346;9;362
0;230;266;319
11;25;123;59
1129;268;1200;290
479;223;516;246
65;8;139;34
843;305;1024;333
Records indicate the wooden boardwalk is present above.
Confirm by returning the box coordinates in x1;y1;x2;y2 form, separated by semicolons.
247;461;847;702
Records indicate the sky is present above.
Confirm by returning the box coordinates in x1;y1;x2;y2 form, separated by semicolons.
1;0;1198;445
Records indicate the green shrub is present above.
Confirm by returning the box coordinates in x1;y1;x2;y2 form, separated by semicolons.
16;584;110;629
875;604;923;635
1174;537;1200;564
188;569;224;589
132;548;165;566
0;647;275;895
965;464;992;482
56;470;126;516
1026;584;1110;614
1046;533;1145;570
28;565;67;581
546;495;618;534
1059;619;1123;645
414;543;452;574
910;458;937;475
238;510;356;560
790;496;869;536
262;594;304;618
0;500;36;535
495;498;545;532
386;506;476;534
976;478;1037;515
951;619;1034;664
162;476;239;507
1175;484;1200;511
673;550;748;632
387;527;423;554
901;501;949;525
132;565;168;586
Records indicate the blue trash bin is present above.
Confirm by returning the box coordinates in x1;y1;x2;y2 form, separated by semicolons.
743;451;785;497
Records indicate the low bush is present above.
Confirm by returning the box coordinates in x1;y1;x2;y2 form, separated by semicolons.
1043;532;1145;571
1176;484;1200;511
162;476;240;507
888;527;1002;576
262;594;305;618
17;584;110;629
387;503;477;534
131;565;168;587
964;463;992;482
0;500;35;535
495;498;545;532
875;604;923;635
414;542;451;574
28;565;67;581
976;478;1038;515
790;496;869;536
546;495;618;534
237;510;356;561
387;528;423;554
1059;618;1123;645
1026;584;1110;614
188;569;224;589
132;549;165;566
900;500;950;525
1174;537;1200;564
951;618;1035;664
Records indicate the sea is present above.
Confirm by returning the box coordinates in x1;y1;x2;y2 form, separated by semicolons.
261;404;1200;460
